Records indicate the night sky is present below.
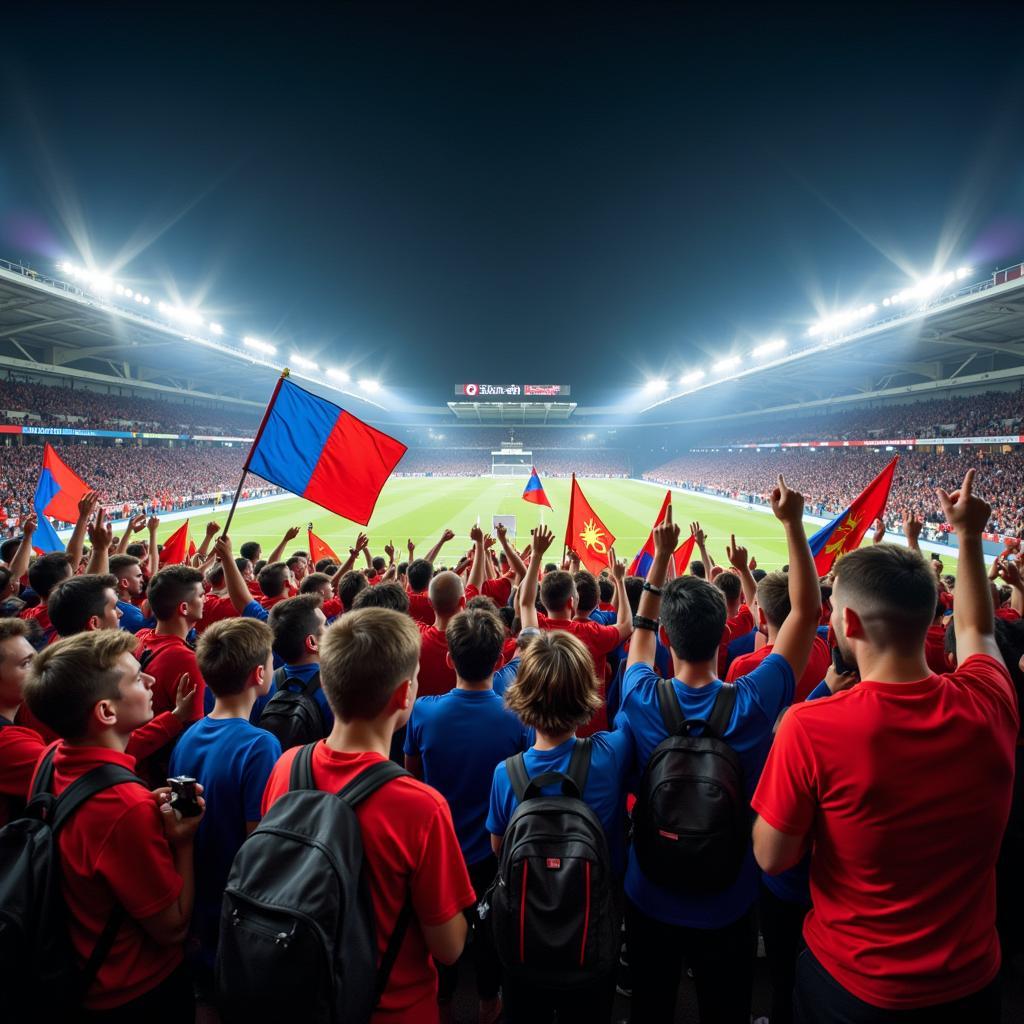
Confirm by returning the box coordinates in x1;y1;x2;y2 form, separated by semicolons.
2;4;1023;407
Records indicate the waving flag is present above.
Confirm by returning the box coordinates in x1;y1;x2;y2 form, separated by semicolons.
247;375;407;526
308;525;341;565
809;456;899;574
32;443;92;552
160;521;192;566
671;534;697;579
522;466;552;508
565;474;616;575
629;489;672;577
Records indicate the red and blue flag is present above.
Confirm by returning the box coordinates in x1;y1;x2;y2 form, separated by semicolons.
32;443;91;552
247;376;407;526
629;489;671;577
522;466;552;508
808;456;899;574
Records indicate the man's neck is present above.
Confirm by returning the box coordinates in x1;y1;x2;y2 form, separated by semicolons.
66;729;129;752
155;617;190;640
574;608;596;621
548;606;572;622
0;700;20;723
455;674;493;692
288;654;320;669
673;657;718;688
534;728;573;750
765;624;780;645
326;716;394;758
210;689;258;720
853;649;932;684
432;613;455;631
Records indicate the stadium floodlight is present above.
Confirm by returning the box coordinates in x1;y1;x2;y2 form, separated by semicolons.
807;303;876;338
643;379;669;393
679;369;706;385
209;322;223;335
358;378;381;393
712;355;741;373
751;338;787;358
292;353;320;371
124;288;133;298
956;266;973;280
141;296;150;305
115;284;125;295
243;336;276;355
326;367;350;382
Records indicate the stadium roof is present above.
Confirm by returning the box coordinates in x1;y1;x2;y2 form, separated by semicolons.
446;401;577;423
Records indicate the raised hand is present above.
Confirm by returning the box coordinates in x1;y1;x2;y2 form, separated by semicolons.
495;522;508;542
407;538;415;556
214;535;233;560
609;547;627;581
128;512;148;534
284;525;301;542
936;469;990;537
902;510;923;543
655;503;681;556
872;517;886;545
384;540;396;561
469;524;484;544
483;534;496;550
356;532;369;551
171;673;197;722
997;557;1023;590
88;507;113;550
205;520;221;539
531;525;555;558
78;491;100;520
690;521;706;547
442;528;456;543
22;513;37;535
147;515;160;533
725;533;749;571
770;475;804;525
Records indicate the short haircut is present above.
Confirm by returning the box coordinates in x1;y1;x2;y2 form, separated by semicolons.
397;561;408;577
268;594;324;663
428;571;464;616
661;576;728;663
25;629;137;739
504;630;600;733
0;617;31;646
446;608;504;683
253;559;267;576
258;562;289;599
623;575;644;615
371;556;386;574
833;545;937;654
573;571;599;614
466;594;499;613
598;578;614;604
407;558;433;592
235;557;252;575
286;555;305;571
0;566;13;596
756;572;791;630
338;569;368;611
108;554;141;582
714;571;741;604
497;605;515;631
290;550;309;560
147;565;204;621
752;568;768;583
689;561;706;579
314;558;335;573
196;617;273;697
47;574;118;637
206;563;225;587
540;570;575;614
239;541;261;562
544;563;558;574
300;572;331;594
125;542;146;558
352;582;410;614
0;537;21;563
319;608;420;721
28;553;72;598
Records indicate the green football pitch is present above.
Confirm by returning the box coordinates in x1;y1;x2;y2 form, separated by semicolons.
158;477;957;574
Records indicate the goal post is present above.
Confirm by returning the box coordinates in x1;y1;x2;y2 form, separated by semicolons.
490;448;533;476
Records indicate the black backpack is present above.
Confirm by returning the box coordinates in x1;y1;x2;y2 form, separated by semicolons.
483;738;619;991
257;667;329;749
631;680;748;893
0;745;146;1020
216;743;413;1024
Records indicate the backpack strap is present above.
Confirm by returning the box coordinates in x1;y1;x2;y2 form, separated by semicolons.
335;758;411;806
505;752;531;803
705;684;737;740
656;678;686;736
507;741;590;803
288;742;317;791
564;736;592;796
29;743;60;801
374;895;414;1006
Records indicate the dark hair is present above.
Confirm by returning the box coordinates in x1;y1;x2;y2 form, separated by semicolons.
47;574;119;637
196;618;273;697
28;553;72;598
300;572;332;594
108;554;141;582
623;575;644;615
352;582;410;613
257;561;289;598
543;562;558;574
833;545;937;654
397;561;408;577
540;570;575;614
371;556;386;574
286;555;306;572
314;557;336;573
598;578;614;604
338;569;368;611
573;571;599;614
291;550;309;560
751;568;767;583
756;572;791;630
407;558;433;592
446;608;504;683
661;576;728;663
0;537;22;563
147;565;204;621
497;605;515;631
239;541;261;562
466;593;499;612
125;542;146;558
252;559;267;576
268;594;325;663
235;557;252;575
714;571;741;604
689;560;706;579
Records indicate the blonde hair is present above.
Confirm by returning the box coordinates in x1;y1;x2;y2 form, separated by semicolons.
503;630;601;734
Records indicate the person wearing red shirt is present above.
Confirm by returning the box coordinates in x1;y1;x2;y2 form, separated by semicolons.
753;470;1018;1022
19;551;73;644
406;558;437;626
727;571;832;701
299;570;344;619
415;571;465;697
923;598;950;675
256;561;292;610
135;565;207;723
713;562;757;678
23;629;203;1018
261;607;474;1024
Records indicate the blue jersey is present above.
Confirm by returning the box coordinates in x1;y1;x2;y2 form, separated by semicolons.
117;600;154;634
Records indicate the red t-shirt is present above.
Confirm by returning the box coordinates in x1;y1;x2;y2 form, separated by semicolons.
18;602;54;641
726;634;832;702
260;593;288;611
480;576;513;608
924;623;948;675
247;579;263;597
0;720;45;826
718;605;755;678
195;592;238;635
322;596;343;619
30;743;184;1010
752;655;1018;1010
407;592;434;626
995;606;1021;622
261;744;475;1023
416;621;455;698
134;630;205;722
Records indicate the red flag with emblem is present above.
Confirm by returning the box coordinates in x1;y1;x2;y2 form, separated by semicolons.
308;526;341;565
564;474;616;575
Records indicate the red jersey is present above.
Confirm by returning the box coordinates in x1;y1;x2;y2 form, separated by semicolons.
195;592;238;635
416;621;455;697
260;593;288;611
480;576;513;607
752;655;1018;1010
0;720;44;826
924;623;948;675
407;591;434;626
262;744;475;1023
718;604;754;678
18;603;55;642
30;743;184;1010
322;596;343;619
995;606;1021;622
134;629;205;722
726;634;832;702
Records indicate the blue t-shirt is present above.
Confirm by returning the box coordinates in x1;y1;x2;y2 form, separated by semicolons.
250;661;333;730
117;600;154;634
405;687;532;865
619;654;795;927
487;728;635;877
493;657;519;696
168;715;282;964
589;608;616;626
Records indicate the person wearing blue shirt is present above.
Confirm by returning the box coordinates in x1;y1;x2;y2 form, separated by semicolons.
619;484;821;1024
405;607;531;1024
167;616;281;990
109;554;156;634
488;526;635;1024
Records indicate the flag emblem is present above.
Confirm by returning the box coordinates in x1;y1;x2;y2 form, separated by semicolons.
579;518;609;555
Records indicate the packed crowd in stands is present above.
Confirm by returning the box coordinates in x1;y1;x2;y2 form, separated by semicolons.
0;378;260;435
646;447;1024;538
695;389;1024;446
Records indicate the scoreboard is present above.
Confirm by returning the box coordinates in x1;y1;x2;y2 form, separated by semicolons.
455;384;571;398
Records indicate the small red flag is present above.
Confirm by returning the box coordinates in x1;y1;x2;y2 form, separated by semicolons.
161;521;191;566
671;534;697;578
308;526;341;565
564;474;616;575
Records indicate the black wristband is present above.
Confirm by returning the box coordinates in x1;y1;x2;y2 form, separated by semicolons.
642;581;662;595
632;614;660;631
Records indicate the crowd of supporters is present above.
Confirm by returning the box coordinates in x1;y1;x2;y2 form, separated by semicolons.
646;447;1024;538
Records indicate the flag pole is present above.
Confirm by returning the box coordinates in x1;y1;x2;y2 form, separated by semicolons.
562;473;575;564
222;368;289;538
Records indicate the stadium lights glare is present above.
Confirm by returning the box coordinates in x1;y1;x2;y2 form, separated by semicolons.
679;369;706;385
807;303;877;338
643;379;669;393
712;355;741;373
358;378;381;393
751;338;787;358
326;367;350;382
243;336;276;355
292;353;320;371
209;322;223;335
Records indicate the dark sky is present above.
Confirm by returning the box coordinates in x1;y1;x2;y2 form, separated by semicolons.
2;3;1024;408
